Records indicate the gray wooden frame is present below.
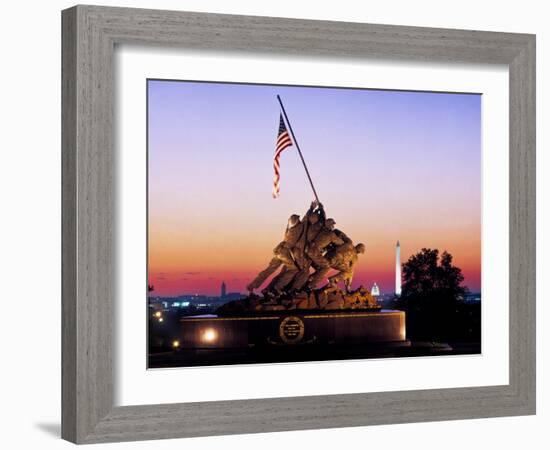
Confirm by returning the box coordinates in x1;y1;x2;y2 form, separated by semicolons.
62;4;536;444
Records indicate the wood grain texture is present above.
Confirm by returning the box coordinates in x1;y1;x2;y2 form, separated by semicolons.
61;4;536;444
61;7;77;443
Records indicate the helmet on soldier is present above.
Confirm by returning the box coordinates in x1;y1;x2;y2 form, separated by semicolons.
288;214;300;227
355;243;366;253
325;218;336;230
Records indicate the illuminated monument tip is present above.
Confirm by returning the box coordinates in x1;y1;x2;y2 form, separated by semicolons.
395;240;402;297
371;282;380;297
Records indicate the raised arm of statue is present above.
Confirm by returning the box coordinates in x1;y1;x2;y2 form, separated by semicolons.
317;203;326;223
305;202;315;218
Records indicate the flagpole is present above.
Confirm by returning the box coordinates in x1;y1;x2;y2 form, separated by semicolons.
276;94;320;204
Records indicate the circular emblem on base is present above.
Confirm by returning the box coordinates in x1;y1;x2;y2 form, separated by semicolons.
279;316;305;344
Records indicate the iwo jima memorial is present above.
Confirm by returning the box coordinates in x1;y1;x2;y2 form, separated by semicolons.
178;96;408;358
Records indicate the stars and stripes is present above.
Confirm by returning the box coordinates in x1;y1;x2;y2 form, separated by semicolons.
272;114;293;198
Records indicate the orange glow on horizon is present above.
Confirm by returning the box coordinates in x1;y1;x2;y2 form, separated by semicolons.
147;81;482;297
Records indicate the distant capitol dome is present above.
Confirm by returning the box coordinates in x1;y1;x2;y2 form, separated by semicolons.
371;282;380;297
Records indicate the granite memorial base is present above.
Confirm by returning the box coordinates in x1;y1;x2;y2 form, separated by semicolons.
178;309;407;349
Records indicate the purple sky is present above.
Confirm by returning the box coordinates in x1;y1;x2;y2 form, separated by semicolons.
148;79;481;296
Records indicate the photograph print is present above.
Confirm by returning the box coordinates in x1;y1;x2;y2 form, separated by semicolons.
147;79;481;368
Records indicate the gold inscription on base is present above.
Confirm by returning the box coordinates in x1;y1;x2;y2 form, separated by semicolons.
279;316;305;344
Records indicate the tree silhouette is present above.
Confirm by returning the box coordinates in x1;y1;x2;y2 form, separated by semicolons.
394;248;476;342
401;248;466;300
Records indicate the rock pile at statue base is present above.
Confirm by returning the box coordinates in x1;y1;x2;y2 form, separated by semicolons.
216;286;380;315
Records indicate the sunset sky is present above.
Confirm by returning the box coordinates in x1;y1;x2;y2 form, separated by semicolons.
148;80;481;297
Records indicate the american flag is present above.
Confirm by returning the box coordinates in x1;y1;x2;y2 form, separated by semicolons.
272;114;293;198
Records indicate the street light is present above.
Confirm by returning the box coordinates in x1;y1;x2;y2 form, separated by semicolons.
201;328;218;343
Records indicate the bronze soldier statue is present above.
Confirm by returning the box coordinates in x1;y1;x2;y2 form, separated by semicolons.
246;201;366;297
326;243;366;293
305;201;326;242
247;202;324;294
306;218;345;289
333;228;352;245
266;201;325;293
246;214;303;293
284;201;326;291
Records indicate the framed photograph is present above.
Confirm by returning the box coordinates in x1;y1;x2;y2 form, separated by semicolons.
146;79;483;369
62;5;535;444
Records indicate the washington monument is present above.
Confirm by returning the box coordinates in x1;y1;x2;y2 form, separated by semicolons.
395;240;402;296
